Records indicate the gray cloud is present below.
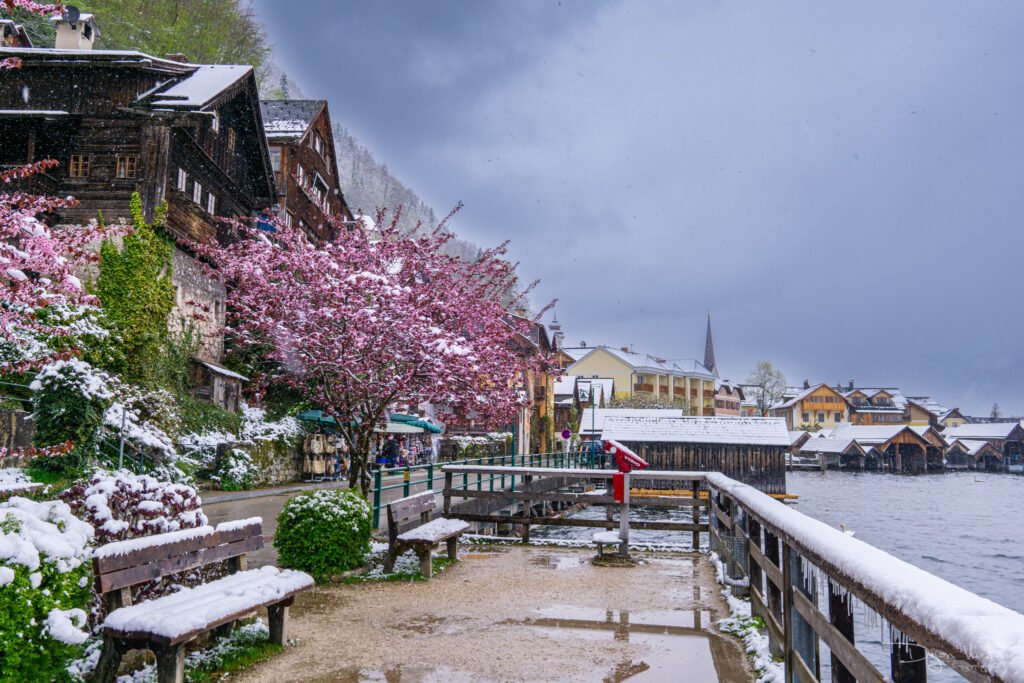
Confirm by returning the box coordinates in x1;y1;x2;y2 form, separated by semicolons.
256;0;1024;414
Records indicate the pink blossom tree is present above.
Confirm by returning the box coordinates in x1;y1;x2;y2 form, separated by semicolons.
202;212;548;495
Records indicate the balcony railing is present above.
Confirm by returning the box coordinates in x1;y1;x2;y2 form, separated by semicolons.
634;383;654;393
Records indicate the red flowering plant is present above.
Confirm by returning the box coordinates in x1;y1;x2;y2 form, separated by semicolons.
199;209;549;495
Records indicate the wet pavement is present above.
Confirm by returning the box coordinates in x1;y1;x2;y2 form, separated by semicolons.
234;545;752;682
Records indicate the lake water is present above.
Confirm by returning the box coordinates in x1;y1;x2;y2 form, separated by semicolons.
532;471;1024;681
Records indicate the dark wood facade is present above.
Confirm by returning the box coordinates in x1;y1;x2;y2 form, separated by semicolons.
619;440;787;494
0;48;275;239
261;100;352;243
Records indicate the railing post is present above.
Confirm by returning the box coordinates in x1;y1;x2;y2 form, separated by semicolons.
891;636;928;683
829;580;856;683
522;474;533;543
765;531;784;658
426;463;434;492
372;469;382;529
782;542;795;683
443;471;453;515
786;545;820;681
403;466;411;497
748;517;765;623
691;479;701;552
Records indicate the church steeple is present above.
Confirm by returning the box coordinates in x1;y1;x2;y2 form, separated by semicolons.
703;312;719;378
549;313;565;351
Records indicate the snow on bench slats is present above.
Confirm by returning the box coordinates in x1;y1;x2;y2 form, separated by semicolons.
93;525;215;560
103;566;313;639
396;518;469;543
705;473;1024;682
215;516;262;533
592;531;620;544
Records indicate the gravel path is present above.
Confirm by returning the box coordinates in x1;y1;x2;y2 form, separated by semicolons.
236;545;753;682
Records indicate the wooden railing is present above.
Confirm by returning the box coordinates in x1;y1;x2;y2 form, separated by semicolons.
634;383;654;393
439;465;1024;682
705;473;1023;683
441;465;706;548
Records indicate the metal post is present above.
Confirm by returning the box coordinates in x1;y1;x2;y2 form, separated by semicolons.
403;467;411;497
618;471;630;557
426;463;434;492
372;469;382;529
118;406;127;470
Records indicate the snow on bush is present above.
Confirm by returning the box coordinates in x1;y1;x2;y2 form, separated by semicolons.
0;467;37;493
0;497;94;680
59;470;207;545
214;449;258;492
274;489;371;582
179;402;302;474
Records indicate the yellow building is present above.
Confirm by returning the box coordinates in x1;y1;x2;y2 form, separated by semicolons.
770;383;850;430
565;346;717;415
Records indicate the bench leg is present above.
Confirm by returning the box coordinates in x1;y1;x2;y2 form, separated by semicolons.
383;546;399;574
93;635;124;683
156;643;185;683
446;537;458;561
418;548;433;579
268;603;290;646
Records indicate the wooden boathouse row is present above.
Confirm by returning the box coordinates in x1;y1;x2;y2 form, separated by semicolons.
441;465;1024;683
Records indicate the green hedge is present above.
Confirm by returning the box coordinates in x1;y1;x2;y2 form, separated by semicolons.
274;490;371;582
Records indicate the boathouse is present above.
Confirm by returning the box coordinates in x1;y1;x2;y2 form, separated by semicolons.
600;416;789;494
943;422;1024;473
798;437;868;470
945;438;1004;471
828;424;947;473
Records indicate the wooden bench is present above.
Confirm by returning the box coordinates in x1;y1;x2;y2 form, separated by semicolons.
383;491;469;578
92;517;313;683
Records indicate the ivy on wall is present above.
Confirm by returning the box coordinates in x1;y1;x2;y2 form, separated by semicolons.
97;194;176;386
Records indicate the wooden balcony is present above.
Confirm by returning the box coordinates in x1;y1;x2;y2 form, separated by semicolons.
634;383;654;393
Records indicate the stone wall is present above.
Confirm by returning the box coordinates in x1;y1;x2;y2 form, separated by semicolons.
170;248;226;362
0;410;34;466
216;437;304;488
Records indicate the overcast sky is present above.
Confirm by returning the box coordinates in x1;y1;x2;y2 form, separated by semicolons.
254;0;1024;415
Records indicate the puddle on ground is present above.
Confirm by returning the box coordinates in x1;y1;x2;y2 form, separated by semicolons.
530;554;588;570
461;552;501;560
502;606;747;682
309;666;478;682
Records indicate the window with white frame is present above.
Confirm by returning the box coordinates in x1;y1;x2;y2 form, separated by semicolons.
192;181;202;205
296;164;305;185
206;193;216;215
211;112;220;133
176;168;187;192
269;145;281;172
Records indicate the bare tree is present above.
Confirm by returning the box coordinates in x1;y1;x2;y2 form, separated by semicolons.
746;361;787;416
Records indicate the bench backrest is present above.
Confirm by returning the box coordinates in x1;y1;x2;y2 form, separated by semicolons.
386;491;435;539
92;517;263;609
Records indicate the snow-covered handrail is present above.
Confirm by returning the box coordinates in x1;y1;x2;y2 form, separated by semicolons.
706;472;1024;682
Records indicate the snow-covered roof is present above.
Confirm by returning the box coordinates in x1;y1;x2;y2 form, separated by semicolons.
260;100;324;140
196;359;248;382
947;439;995;456
0;110;69;117
788;430;820;446
774;383;846;410
799;437;862;455
146;64;252;109
943;422;1023;440
827;423;937;446
578;408;685;435
567;345;716;380
601;416;790;446
553;375;577;397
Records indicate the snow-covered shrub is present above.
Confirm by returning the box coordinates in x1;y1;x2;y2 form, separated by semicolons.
59;470;207;545
274;490;371;582
30;359;115;474
215;449;258;491
0;497;93;682
239;404;302;443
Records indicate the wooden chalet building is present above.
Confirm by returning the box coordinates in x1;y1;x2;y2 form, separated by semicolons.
260;99;353;242
769;382;850;430
0;22;277;412
945;439;1003;471
829;424;947;473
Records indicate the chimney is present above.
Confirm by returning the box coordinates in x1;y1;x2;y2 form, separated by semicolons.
621;347;631;353
50;10;99;50
803;379;809;390
848;379;854;390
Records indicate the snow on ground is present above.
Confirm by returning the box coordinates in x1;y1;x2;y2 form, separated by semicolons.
0;467;39;493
